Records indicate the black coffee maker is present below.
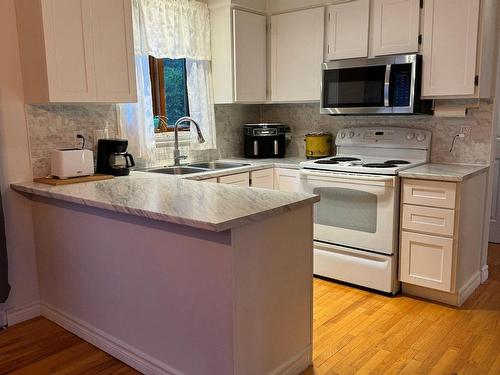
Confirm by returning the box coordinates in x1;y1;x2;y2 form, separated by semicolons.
96;139;135;176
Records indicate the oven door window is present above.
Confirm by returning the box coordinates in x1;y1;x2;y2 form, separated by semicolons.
323;66;386;108
313;187;378;233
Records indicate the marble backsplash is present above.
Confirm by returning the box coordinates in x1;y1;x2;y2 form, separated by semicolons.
26;103;260;177
258;101;494;165
26;100;493;177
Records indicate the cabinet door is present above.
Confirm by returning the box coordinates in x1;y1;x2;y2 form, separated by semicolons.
400;231;454;292
326;0;369;60
42;0;97;102
251;169;274;189
219;172;250;187
233;9;267;103
275;168;299;192
271;7;325;102
90;0;137;103
421;0;480;97
371;0;420;56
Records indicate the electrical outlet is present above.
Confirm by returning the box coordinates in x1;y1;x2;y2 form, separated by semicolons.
73;131;85;148
459;126;472;142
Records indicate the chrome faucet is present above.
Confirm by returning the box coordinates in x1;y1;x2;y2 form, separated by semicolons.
173;116;205;166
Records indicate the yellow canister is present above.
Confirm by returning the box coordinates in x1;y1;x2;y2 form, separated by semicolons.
304;132;333;159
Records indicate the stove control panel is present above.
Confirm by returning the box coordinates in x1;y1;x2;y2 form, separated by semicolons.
336;127;432;150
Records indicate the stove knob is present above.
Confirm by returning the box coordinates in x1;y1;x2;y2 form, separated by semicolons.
416;133;426;142
348;131;355;138
406;132;415;141
339;131;346;139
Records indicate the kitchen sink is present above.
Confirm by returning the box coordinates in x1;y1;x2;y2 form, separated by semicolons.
187;162;250;170
146;166;207;175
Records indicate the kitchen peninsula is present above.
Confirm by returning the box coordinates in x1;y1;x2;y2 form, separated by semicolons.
11;173;319;375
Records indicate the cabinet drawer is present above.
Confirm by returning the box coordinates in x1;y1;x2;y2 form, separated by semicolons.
402;204;455;236
218;172;250;187
251;168;274;189
403;179;456;209
200;177;218;183
400;231;454;292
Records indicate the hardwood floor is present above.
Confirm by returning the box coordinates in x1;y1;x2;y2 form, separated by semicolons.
1;246;499;374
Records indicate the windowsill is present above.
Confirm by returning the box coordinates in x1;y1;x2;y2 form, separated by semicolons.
155;131;191;148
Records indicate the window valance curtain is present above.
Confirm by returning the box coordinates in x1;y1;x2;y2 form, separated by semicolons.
136;0;212;61
120;0;216;166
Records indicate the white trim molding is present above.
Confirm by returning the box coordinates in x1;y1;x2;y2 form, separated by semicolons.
6;301;41;326
481;265;489;283
41;302;184;375
270;346;312;375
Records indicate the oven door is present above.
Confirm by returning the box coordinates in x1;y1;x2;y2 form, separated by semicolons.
299;170;398;254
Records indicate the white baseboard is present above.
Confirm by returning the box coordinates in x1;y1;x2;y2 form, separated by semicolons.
41;302;183;375
0;309;7;327
6;301;41;326
458;273;482;306
270;346;312;375
481;265;489;283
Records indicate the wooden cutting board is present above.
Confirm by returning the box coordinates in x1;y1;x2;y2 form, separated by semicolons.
34;174;114;186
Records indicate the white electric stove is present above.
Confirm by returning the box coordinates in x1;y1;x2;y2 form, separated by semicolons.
299;127;431;294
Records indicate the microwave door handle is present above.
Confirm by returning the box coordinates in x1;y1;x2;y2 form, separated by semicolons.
384;64;392;107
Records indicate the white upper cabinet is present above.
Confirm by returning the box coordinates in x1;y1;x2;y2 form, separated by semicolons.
233;9;267;103
15;0;136;104
90;0;136;103
270;7;325;102
421;0;481;98
371;0;420;56
210;7;267;104
326;0;370;60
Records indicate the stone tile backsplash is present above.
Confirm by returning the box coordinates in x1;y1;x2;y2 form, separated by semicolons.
259;100;494;165
26;100;493;177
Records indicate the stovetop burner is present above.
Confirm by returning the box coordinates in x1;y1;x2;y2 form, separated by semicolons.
385;160;410;165
314;160;340;165
363;163;397;168
331;157;361;162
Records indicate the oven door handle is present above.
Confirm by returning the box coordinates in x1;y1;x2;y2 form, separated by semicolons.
384;64;392;107
300;169;396;183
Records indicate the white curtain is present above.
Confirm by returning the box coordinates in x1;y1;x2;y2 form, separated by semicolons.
120;0;216;161
119;55;156;165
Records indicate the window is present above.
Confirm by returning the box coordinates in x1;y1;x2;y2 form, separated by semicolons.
149;56;190;133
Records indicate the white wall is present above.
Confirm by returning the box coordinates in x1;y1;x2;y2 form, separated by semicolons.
0;0;40;325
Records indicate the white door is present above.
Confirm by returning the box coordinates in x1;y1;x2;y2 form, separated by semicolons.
275;168;299;192
250;169;274;189
489;138;500;243
299;170;397;254
42;0;97;102
233;9;267;103
371;0;420;56
400;231;454;292
270;7;325;102
91;0;137;103
326;0;369;60
219;172;250;187
421;0;480;97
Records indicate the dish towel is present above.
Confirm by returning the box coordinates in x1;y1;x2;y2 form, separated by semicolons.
0;191;10;303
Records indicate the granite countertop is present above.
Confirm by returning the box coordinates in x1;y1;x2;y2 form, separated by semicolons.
399;163;489;182
11;171;319;232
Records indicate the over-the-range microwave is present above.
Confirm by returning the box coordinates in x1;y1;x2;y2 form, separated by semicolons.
320;54;433;115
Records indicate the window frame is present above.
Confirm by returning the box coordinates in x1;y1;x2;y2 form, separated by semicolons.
149;56;190;133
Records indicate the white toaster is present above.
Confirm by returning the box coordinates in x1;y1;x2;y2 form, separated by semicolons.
51;149;95;179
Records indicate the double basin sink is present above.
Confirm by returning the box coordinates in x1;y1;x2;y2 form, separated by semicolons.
144;161;250;175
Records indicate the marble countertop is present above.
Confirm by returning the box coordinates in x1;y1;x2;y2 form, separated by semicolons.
399;163;489;182
11;171;319;232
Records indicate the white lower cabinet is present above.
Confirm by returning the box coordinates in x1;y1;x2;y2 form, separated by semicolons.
250;169;274;189
218;172;250;187
274;168;299;192
400;231;454;292
200;177;218;183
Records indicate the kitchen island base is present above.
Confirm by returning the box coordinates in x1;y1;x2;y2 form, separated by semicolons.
29;196;313;375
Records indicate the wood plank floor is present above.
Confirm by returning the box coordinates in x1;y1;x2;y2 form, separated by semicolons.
1;245;499;375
